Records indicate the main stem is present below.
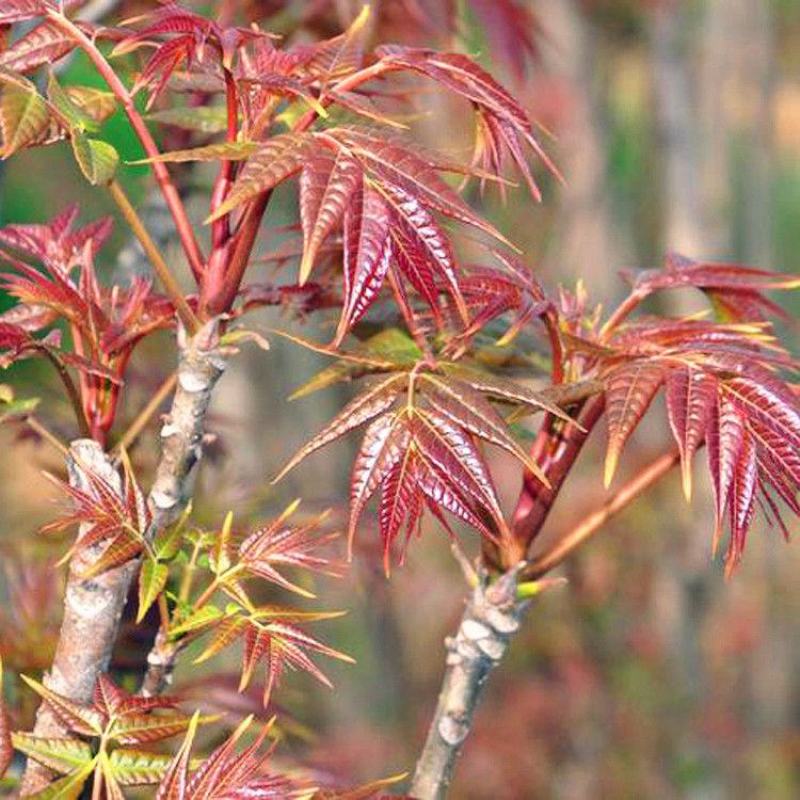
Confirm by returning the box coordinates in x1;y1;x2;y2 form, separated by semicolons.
21;325;225;795
411;398;606;799
410;569;526;800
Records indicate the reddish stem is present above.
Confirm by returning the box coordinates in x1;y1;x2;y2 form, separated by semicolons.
599;288;647;340
209;70;239;250
46;10;207;282
525;450;680;578
207;192;271;315
208;61;393;315
510;396;606;556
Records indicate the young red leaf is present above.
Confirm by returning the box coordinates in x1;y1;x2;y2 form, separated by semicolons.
20;675;104;736
207;133;313;221
726;431;758;574
0;1;49;25
666;365;717;500
0;20;77;74
336;181;393;340
299;150;361;284
273;373;404;483
604;360;665;486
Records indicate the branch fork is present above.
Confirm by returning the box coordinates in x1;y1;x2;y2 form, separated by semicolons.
21;323;227;794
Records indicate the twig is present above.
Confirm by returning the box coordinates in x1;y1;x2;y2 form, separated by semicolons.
108;181;200;333
112;371;178;457
40;348;91;439
26;416;69;457
45;9;207;281
525;450;681;578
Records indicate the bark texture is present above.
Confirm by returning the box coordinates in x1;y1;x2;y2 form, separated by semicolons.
20;440;134;794
21;324;225;794
410;569;526;800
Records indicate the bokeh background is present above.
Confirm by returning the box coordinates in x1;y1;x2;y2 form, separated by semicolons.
0;1;798;798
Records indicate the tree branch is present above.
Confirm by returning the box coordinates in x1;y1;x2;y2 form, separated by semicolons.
20;325;225;794
410;567;527;800
45;9;207;282
20;440;134;794
525;449;681;579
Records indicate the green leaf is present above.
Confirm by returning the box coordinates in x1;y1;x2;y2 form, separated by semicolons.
148;106;229;134
47;72;97;133
107;748;174;785
24;763;95;799
288;328;420;400
210;511;234;575
70;130;119;185
11;733;94;774
154;501;193;561
64;87;116;125
131;141;259;164
137;560;169;624
169;604;223;637
0;78;50;156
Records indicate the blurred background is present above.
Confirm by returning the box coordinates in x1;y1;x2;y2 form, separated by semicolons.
0;1;798;798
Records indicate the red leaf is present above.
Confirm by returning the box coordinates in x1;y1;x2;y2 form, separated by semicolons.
348;415;409;548
0;1;49;26
604;360;665;486
208;133;314;221
706;394;745;551
336;181;393;343
384;183;467;324
299;150;361;284
330;127;508;242
665;365;717;499
0;20;77;73
726;431;757;574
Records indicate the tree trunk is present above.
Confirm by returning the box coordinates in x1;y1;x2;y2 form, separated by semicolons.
21;324;225;794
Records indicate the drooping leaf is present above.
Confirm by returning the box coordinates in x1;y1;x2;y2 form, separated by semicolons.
604;360;665;486
0;75;49;156
665;365;717;499
336;181;393;339
299;149;361;284
70;130;119;186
